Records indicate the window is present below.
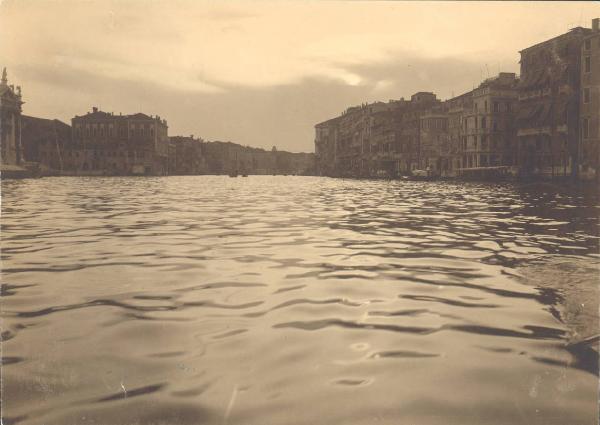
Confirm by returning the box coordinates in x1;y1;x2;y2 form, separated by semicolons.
583;87;591;104
493;102;499;113
484;101;488;112
585;39;591;50
506;102;511;113
150;128;154;137
582;118;589;139
493;122;498;132
481;117;487;129
584;56;591;73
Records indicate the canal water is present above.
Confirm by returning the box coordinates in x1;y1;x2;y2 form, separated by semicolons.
1;176;598;425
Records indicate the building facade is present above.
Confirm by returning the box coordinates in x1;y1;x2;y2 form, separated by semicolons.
517;25;593;178
168;135;207;175
419;107;448;174
445;89;473;174
580;18;600;180
464;73;519;170
68;107;169;175
0;68;23;167
314;92;440;178
21;115;71;173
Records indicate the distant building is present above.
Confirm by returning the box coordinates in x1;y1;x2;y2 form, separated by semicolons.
68;107;169;175
314;92;440;178
0;68;23;167
580;18;600;180
168;135;207;175
517;24;594;178
21;115;71;172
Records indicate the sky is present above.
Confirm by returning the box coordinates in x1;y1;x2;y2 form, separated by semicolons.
0;1;598;152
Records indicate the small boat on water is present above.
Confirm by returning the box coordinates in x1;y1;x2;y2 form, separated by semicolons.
409;169;438;181
229;172;238;177
242;174;248;177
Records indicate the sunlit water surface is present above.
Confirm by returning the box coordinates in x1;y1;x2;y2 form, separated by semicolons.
1;176;599;425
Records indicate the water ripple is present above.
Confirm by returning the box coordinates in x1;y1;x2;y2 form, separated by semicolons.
1;176;598;425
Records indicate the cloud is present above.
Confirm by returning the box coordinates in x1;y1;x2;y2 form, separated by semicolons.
0;0;598;152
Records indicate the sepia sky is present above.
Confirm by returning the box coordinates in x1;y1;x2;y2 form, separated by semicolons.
0;1;597;152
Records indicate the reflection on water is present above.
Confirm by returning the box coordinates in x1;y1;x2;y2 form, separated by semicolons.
1;176;598;425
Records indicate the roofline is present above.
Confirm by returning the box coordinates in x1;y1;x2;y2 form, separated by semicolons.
519;26;592;54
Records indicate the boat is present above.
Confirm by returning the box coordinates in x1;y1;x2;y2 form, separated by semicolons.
409;169;438;181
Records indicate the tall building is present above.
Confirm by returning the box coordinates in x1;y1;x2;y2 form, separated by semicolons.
444;89;473;175
464;73;519;169
314;117;339;176
419;106;448;174
68;107;169;175
517;24;593;178
397;92;440;174
580;18;600;180
0;68;23;167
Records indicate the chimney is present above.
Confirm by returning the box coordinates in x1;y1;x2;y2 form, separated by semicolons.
92;106;98;113
593;18;599;31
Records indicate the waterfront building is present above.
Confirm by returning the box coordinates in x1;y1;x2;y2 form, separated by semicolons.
399;92;440;174
21;115;71;173
314;92;439;178
579;18;600;180
0;68;23;167
517;23;594;178
419;106;449;174
314;117;339;176
68;107;169;175
464;73;519;170
444;89;474;175
168;135;207;175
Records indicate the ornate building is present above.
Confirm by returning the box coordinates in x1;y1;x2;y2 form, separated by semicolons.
68;107;169;175
0;68;23;167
